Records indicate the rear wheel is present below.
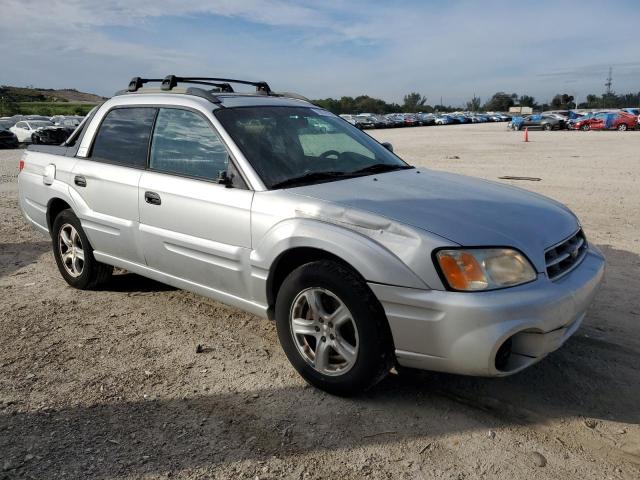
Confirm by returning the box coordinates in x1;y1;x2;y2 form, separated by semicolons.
52;209;112;289
581;124;590;131
617;123;627;131
275;260;393;396
543;123;553;131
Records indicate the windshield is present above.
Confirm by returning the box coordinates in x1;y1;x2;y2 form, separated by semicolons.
215;106;410;189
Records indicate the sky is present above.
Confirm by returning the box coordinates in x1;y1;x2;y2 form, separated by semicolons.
1;0;639;106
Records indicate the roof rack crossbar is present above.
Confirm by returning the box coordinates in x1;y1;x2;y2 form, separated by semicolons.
162;76;271;94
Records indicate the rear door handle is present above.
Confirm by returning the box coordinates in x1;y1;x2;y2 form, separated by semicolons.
144;191;161;205
74;175;86;187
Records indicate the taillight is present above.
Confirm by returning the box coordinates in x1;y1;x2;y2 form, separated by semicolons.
19;159;25;171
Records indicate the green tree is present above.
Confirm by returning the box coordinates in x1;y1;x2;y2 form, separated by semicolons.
550;93;574;109
402;92;427;112
518;95;537;108
483;92;516;112
466;95;481;112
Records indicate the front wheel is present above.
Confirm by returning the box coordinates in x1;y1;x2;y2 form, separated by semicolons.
52;209;113;289
617;124;627;131
543;123;553;131
581;124;590;131
275;260;393;396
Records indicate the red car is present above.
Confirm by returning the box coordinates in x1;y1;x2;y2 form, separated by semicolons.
572;112;637;131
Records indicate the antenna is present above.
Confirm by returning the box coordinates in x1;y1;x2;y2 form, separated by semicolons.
605;66;613;95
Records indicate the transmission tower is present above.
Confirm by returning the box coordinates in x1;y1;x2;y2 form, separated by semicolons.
605;67;613;95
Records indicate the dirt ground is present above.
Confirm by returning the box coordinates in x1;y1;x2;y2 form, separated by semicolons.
1;122;639;480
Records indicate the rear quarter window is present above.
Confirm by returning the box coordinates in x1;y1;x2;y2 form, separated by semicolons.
91;107;157;168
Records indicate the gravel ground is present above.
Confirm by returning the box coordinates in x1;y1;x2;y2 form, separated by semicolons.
0;123;639;479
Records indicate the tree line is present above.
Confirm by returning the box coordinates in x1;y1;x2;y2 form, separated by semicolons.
313;90;640;114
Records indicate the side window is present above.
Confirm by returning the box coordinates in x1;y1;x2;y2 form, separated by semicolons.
91;107;156;168
149;108;230;181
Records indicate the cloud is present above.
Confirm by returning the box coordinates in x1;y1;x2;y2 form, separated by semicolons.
2;1;639;104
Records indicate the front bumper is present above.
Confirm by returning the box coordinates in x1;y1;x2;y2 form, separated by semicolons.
369;246;605;377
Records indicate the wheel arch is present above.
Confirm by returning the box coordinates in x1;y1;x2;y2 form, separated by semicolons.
46;197;73;233
255;219;428;319
266;246;362;319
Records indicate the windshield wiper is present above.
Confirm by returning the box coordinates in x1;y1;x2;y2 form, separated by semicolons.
351;163;414;175
270;171;351;189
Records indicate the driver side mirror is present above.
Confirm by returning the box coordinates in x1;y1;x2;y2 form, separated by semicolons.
382;142;393;153
216;170;233;188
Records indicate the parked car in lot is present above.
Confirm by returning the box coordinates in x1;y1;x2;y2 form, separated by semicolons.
52;115;84;128
0;120;19;148
18;75;604;395
417;113;436;126
339;114;358;127
402;114;418;127
435;114;453;125
511;114;565;131
571;112;637;131
31;124;75;145
354;114;376;129
385;114;405;128
620;108;639;127
9;120;57;143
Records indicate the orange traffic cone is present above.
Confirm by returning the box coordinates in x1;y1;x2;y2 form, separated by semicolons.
524;127;529;142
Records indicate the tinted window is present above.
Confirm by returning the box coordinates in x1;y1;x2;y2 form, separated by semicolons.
91;107;156;167
150;108;229;180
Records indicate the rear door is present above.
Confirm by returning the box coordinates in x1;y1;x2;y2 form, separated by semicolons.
138;107;253;297
71;107;157;265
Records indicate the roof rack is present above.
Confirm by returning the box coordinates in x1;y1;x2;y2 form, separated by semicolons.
160;75;271;94
122;75;270;94
118;76;312;105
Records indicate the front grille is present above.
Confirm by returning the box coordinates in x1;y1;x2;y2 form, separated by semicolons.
545;229;587;280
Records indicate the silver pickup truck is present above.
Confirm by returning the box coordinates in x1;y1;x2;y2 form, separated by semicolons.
18;76;605;395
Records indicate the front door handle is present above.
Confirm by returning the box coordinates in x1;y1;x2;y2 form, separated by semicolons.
144;191;161;205
74;175;86;187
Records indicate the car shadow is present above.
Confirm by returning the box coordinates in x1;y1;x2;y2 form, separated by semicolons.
1;245;638;478
0;240;51;279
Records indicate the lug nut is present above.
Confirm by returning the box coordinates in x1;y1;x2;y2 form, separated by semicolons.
329;334;335;340
328;322;333;328
314;326;320;332
321;336;326;342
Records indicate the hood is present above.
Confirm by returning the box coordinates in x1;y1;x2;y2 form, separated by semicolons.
289;169;579;272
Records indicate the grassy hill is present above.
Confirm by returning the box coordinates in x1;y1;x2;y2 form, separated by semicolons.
0;86;106;116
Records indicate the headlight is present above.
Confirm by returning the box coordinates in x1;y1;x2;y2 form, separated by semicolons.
435;248;536;291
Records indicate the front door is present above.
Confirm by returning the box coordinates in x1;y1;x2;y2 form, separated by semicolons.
138;107;253;298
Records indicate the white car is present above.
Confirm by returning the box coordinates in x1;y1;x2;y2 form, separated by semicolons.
10;120;55;143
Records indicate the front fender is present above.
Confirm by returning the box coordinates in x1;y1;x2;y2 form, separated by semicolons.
249;218;429;305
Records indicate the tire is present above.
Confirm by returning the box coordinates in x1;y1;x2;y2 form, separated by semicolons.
543;123;553;131
275;260;393;396
581;124;590;131
51;209;113;289
617;124;627;131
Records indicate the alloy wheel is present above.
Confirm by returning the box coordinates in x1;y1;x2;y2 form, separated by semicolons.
289;287;359;376
58;223;85;277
